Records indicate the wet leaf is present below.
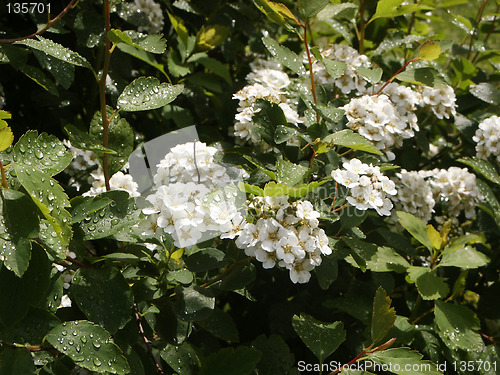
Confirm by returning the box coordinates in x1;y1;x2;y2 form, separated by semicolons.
292;314;345;363
45;320;130;374
117;76;184;111
262;37;306;75
70;267;134;334
434;301;483;351
371;287;396;345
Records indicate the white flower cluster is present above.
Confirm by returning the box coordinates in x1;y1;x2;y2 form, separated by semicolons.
473;115;500;162
232;196;331;284
342;92;419;160
141;141;247;248
420;85;457;119
63;140;139;197
428;167;481;219
331;158;397;216
85;170;140;197
390;170;435;222
312;44;370;94
133;0;164;34
232;58;302;149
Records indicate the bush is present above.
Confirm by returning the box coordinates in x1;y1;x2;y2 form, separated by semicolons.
0;0;499;374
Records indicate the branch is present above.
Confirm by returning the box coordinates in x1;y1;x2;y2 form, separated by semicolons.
0;160;8;189
0;0;80;43
100;0;112;191
134;304;166;375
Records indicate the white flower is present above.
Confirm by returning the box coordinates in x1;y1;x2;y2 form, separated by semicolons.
420;85;457;119
473;115;500;162
332;158;396;216
133;0;164;34
391;170;435;222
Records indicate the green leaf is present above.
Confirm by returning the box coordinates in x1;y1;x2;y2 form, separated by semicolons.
262;37;306;75
89;109;134;175
0;189;39;277
371;287;396;345
396;68;447;89
196;24;230;51
12;131;73;176
161;342;201;375
0;347;35;375
238;182;264;196
407;266;449;300
252;100;289;146
314;105;345;124
173;285;215;322
254;0;299;32
108;29;167;54
396;211;433;251
469;83;500;105
38;219;67;261
45;320;130;374
426;224;442;250
298;0;330;18
311;48;347;80
69;195;113;224
323;129;382;155
292;314;345;363
70;267;134;334
219;262;256;291
200;346;261;375
276;158;308;187
188;53;232;83
251;334;299;375
33;50;75;89
64;124;117;155
77;191;142;240
14;164;72;245
197;308;239;342
434;301;484;351
315;255;338;290
418;40;441;61
184;248;227;272
356;67;383;84
0;112;13;152
458;157;500;185
15;36;94;71
117;76;183;112
0;245;51;327
116;43;168;75
343;238;410;273
19;65;59;96
117;77;184;112
438;246;489;269
369;0;424;22
366;348;442;375
0;308;59;345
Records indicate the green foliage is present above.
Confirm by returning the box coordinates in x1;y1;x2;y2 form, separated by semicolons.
292;314;346;363
0;0;499;373
45;320;130;374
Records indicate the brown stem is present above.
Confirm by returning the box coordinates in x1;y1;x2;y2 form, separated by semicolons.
0;160;8;189
332;202;349;213
329;181;338;211
376;58;419;95
472;3;500;63
0;0;79;43
301;24;320;123
467;0;488;60
100;0;112;191
65;255;90;268
411;306;435;324
359;0;365;54
134;304;166;375
328;346;372;375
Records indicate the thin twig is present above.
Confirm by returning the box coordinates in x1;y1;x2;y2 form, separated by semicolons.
0;0;80;43
134;304;166;375
376;58;419;95
100;0;112;191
